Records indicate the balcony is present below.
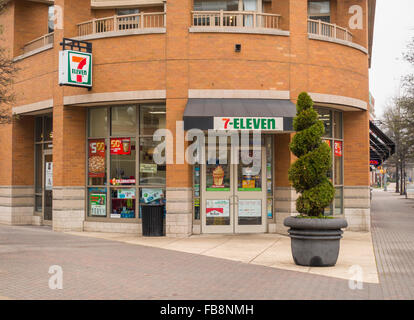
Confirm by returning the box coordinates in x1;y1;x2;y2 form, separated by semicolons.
22;32;54;55
77;12;166;38
190;10;287;36
308;19;353;42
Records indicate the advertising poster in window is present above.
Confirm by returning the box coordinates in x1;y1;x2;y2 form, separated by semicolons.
206;200;230;217
142;188;163;204
238;200;261;217
88;139;105;178
118;189;136;199
45;162;53;191
90;194;106;217
110;137;131;155
334;141;343;157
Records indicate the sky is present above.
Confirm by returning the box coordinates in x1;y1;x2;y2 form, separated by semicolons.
369;0;414;118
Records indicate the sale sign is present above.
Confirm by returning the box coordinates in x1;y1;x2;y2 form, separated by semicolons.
110;138;131;155
88;139;105;178
334;141;343;157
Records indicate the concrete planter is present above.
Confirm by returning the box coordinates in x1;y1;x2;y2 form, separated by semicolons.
284;216;348;267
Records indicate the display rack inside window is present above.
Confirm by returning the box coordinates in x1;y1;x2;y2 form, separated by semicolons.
87;104;166;222
316;107;344;216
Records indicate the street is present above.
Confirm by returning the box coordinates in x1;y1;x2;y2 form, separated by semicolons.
0;190;413;300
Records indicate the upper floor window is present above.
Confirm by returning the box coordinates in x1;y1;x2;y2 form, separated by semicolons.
117;8;140;16
48;5;54;33
194;0;239;11
308;0;330;23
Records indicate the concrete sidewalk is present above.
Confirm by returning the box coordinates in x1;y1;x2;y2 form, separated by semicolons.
68;229;379;284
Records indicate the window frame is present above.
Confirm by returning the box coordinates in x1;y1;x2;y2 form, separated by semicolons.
86;103;166;223
315;107;344;216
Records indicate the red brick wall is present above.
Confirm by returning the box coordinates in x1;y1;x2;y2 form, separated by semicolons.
0;0;371;190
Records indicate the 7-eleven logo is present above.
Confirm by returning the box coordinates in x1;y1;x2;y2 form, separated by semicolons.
59;50;92;88
72;56;87;83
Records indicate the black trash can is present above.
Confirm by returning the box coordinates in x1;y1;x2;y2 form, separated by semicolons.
142;205;165;236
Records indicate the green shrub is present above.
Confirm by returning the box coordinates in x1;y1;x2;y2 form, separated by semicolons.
288;92;335;216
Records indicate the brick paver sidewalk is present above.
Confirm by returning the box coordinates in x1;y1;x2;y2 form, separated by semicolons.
371;190;414;299
0;190;412;300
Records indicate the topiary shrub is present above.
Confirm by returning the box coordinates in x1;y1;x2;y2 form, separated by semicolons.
288;92;335;217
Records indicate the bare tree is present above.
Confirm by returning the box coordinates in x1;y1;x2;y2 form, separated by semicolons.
0;0;17;124
381;37;414;194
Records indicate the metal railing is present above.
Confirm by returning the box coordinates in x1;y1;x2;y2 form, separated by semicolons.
23;32;54;54
308;19;353;42
77;12;166;37
192;10;281;29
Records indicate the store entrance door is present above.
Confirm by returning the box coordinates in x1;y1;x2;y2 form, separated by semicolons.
201;146;267;234
43;151;53;222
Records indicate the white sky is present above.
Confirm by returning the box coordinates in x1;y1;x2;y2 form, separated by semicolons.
369;0;414;118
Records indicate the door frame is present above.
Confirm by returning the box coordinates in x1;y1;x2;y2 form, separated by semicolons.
42;149;53;225
201;146;267;234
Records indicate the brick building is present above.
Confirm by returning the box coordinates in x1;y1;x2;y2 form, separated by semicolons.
0;0;377;236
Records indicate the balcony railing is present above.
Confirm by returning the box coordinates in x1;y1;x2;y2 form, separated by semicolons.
77;12;166;37
308;19;353;42
192;11;281;29
23;32;54;54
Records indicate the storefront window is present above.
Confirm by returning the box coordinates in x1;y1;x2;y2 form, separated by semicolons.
88;108;107;137
88;187;107;217
193;165;201;220
34;114;53;214
111;188;136;219
110;138;136;185
88;139;106;186
265;136;273;219
87;104;166;221
334;140;343;186
317;108;343;216
238;148;262;191
139;138;166;185
335;187;343;215
44;114;53;141
140;105;166;136
334;111;343;139
111;105;137;136
318;108;332;138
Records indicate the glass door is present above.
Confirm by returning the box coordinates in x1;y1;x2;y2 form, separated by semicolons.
43;151;53;222
201;145;266;234
201;147;234;233
235;146;266;233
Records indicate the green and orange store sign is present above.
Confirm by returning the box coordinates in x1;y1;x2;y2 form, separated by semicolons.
59;50;92;88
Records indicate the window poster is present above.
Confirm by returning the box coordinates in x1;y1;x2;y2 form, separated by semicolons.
117;189;136;199
238;200;261;217
212;165;225;188
142;188;164;204
334;141;343;157
206;200;230;218
90;193;106;217
110;137;131;155
88;139;105;178
45;162;53;191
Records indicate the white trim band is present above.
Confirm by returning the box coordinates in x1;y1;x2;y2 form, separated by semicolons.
309;93;367;111
64;90;166;106
308;34;368;54
12;99;54;115
188;89;290;100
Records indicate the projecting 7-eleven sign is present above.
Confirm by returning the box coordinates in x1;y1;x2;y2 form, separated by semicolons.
59;50;92;88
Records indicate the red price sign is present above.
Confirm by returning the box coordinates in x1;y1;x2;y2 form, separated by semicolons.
89;139;105;178
334;141;342;157
110;138;131;155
